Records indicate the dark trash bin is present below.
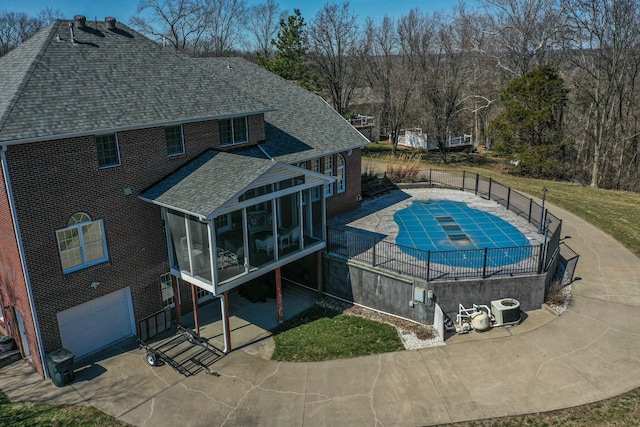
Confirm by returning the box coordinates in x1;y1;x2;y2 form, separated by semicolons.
46;348;75;387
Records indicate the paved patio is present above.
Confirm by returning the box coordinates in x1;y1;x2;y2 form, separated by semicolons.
1;197;640;426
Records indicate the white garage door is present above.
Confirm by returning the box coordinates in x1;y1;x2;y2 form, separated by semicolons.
57;288;135;357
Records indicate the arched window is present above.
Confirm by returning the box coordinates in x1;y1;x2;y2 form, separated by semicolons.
56;212;109;273
336;154;346;194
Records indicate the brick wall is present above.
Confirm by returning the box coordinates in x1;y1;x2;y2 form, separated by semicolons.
325;149;362;218
0;157;44;375
5;114;266;361
189;114;264;151
3;114;360;375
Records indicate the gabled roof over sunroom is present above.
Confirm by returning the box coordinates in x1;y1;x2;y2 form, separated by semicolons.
139;149;333;219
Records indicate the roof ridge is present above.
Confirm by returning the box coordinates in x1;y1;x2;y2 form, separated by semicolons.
0;22;59;133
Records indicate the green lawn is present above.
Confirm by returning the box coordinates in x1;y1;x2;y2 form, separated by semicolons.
0;389;128;426
364;151;640;256
270;305;404;362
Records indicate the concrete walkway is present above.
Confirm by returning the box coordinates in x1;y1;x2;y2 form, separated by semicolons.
1;199;640;426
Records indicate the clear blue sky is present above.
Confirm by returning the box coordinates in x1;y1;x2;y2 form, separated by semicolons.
5;0;476;24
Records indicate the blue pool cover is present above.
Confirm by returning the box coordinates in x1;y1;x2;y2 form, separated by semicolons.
394;200;532;267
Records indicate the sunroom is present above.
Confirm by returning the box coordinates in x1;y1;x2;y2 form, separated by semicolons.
140;150;332;351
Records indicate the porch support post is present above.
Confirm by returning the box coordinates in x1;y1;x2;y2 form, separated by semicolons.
172;276;182;325
221;291;231;353
275;268;283;323
316;250;323;296
191;284;200;335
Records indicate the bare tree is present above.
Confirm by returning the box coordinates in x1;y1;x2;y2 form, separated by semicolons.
562;0;640;188
362;11;424;154
202;0;247;56
246;0;284;57
417;12;474;162
456;5;503;148
479;0;565;76
308;2;363;116
0;9;60;56
36;8;63;26
130;0;208;54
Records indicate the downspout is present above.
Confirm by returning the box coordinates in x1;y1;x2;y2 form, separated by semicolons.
1;145;48;378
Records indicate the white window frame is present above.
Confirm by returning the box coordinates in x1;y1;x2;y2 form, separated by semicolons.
165;124;185;156
324;155;334;197
220;116;248;146
337;154;346;194
310;159;322;201
160;273;176;308
56;212;109;274
96;133;121;168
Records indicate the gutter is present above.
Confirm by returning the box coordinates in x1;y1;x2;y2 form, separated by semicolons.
0;145;48;379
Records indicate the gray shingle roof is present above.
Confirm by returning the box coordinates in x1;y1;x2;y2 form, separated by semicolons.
140;150;275;218
0;19;271;143
205;58;369;163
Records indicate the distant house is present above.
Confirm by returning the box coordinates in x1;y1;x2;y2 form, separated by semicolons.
0;15;367;378
349;114;377;142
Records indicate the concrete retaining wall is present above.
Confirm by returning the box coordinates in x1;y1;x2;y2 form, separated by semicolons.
322;254;547;324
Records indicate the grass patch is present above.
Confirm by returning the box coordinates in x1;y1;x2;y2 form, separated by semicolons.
270;305;404;362
448;386;640;426
0;389;128;426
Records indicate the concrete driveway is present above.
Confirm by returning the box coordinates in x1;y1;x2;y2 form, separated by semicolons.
1;200;640;426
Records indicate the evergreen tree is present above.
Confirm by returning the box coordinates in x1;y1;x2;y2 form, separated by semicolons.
490;65;569;176
257;9;316;91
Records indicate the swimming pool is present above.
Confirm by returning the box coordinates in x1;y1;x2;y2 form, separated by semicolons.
394;199;532;268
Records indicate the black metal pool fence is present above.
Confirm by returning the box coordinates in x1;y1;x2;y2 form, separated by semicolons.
327;170;562;282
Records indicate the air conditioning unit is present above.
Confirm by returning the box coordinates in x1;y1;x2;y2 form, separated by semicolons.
491;298;521;326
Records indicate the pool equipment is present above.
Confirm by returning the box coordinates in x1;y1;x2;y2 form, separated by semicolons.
491;298;521;326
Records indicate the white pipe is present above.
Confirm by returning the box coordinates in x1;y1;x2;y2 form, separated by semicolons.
258;144;274;161
1;146;48;378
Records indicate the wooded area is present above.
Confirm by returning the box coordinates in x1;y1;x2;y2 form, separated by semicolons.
2;0;639;191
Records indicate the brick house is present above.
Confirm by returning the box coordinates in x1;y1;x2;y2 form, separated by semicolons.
0;16;366;378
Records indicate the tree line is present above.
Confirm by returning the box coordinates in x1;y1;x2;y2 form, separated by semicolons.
2;0;640;191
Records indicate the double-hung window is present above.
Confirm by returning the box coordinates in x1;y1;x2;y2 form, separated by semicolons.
219;116;248;146
324;155;334;197
165;125;184;156
56;212;109;273
96;134;120;167
337;154;346;194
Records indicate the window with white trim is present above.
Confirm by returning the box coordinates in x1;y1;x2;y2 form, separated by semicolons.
160;273;175;308
165;125;184;156
56;212;109;273
337;154;346;194
310;159;321;201
324;155;334;197
96;134;120;167
219;116;248;146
